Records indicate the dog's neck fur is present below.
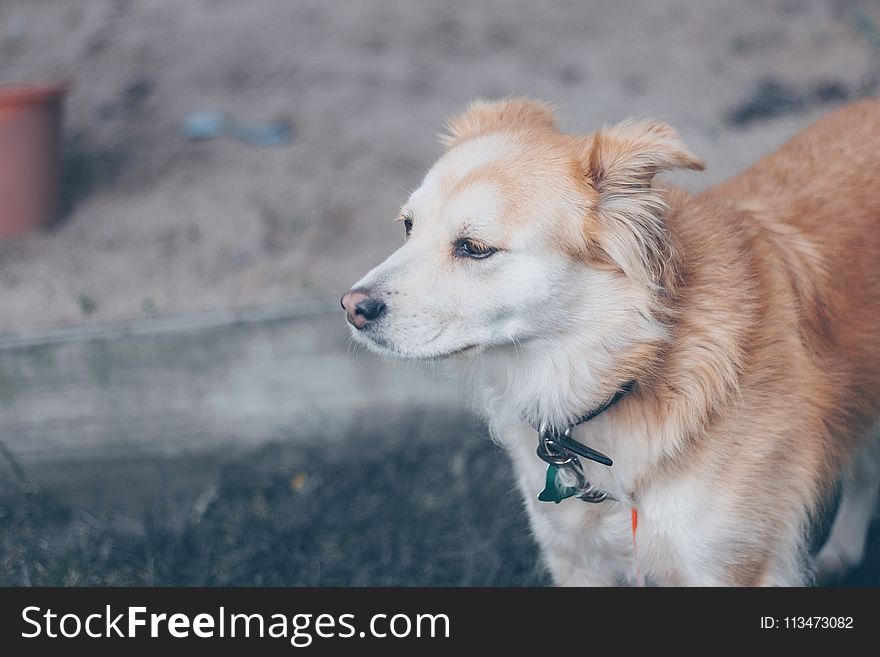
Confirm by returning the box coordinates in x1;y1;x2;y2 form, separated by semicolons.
461;188;759;492
465;309;663;434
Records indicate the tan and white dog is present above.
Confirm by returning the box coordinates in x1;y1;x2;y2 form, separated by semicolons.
342;98;880;586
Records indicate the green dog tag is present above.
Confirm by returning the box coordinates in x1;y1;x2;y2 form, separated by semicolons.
538;464;578;504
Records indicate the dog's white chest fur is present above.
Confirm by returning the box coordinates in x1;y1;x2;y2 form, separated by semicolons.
492;419;714;586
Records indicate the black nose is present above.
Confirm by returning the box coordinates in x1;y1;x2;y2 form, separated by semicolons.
341;289;386;329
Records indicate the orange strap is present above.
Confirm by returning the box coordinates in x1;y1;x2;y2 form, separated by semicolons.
631;507;643;587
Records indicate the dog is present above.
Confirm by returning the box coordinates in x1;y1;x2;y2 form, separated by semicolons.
342;98;880;586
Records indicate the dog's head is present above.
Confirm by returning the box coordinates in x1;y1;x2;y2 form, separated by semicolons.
342;98;702;360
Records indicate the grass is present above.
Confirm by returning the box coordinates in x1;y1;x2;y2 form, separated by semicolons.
0;416;877;586
0;418;547;586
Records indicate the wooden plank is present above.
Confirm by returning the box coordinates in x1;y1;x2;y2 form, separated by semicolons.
0;299;462;477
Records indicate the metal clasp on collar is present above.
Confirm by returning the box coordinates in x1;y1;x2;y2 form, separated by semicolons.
537;424;612;504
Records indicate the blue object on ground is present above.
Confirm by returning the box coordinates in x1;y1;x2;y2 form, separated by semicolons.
181;111;292;146
181;111;226;140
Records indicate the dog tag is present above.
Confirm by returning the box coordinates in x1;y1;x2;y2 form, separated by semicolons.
538;464;577;504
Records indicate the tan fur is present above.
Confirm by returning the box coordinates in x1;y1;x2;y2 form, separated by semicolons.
592;100;880;582
582;121;704;289
439;97;558;148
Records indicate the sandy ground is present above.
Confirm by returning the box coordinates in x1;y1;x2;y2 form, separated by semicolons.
0;0;878;332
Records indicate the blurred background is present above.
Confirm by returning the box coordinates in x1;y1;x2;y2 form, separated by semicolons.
0;0;878;585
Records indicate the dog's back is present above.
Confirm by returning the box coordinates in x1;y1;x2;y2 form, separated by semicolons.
709;99;880;424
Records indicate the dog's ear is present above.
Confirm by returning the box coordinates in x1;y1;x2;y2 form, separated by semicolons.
581;120;704;287
439;98;557;148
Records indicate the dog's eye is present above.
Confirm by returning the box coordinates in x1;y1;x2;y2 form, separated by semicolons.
403;217;413;238
455;238;497;260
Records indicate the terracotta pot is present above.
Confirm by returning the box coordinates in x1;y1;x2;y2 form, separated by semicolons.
0;82;69;238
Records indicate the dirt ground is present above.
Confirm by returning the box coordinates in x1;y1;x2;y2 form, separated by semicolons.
0;0;878;331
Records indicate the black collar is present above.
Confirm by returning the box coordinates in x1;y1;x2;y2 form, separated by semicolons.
533;380;636;504
535;380;636;467
571;379;635;430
